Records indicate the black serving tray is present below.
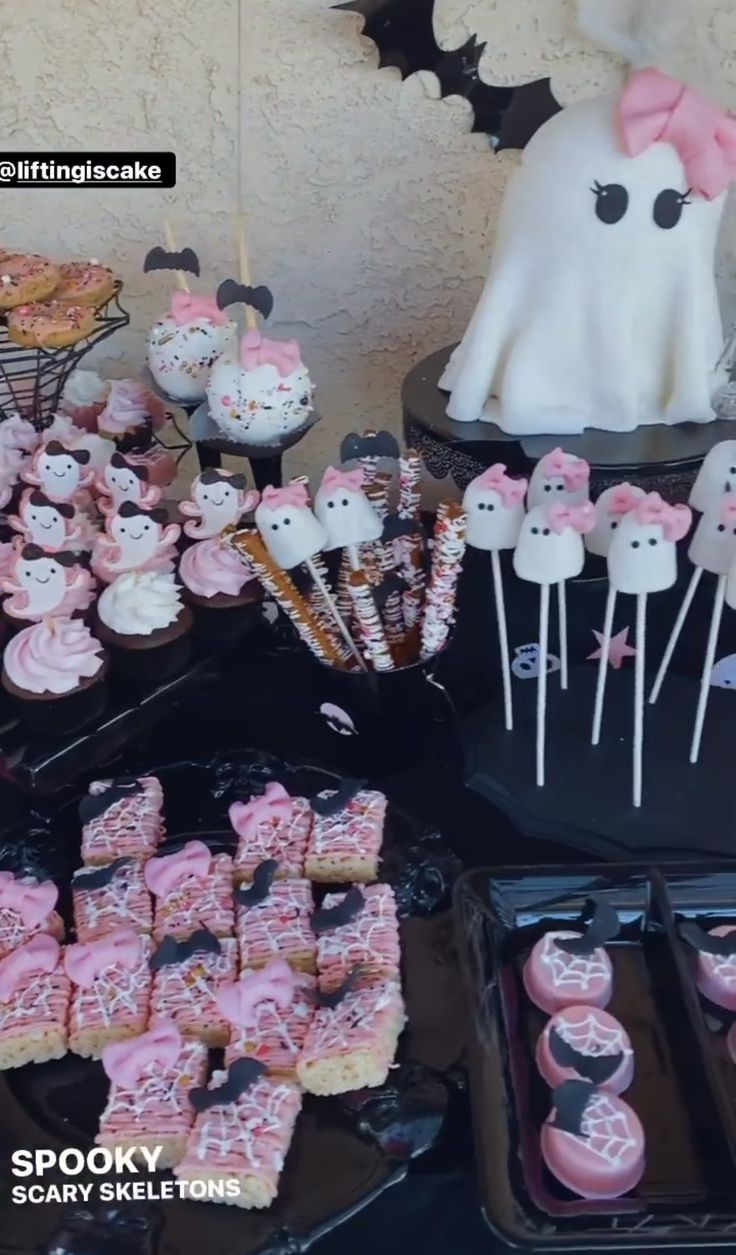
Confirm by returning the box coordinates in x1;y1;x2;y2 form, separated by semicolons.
0;752;464;1255
454;863;736;1250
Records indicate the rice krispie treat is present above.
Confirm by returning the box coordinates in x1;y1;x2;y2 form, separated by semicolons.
230;782;312;883
0;871;64;958
297;978;405;1096
65;927;152;1059
219;959;315;1078
236;872;315;973
80;775;164;865
145;841;234;942
0;934;70;1068
72;858;153;942
305;787;386;883
314;885;400;993
150;929;238;1047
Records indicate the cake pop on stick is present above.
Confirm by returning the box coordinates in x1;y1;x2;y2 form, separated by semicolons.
687;502;736;763
314;467;382;571
514;502;595;785
527;449;590;510
606;494;691;806
255;483;366;671
420;501;467;661
463;464;527;731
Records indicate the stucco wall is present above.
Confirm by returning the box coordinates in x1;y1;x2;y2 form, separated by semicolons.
2;0;735;482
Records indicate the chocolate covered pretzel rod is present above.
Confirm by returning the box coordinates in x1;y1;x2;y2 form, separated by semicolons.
348;570;394;671
419;501;467;660
398;450;422;521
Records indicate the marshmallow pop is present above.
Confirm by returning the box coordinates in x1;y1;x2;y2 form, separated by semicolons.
527;449;590;511
314;467;382;563
604;494;692;806
513;501;595;786
256;482;365;669
180;469;258;539
463;464;528;730
689;441;736;513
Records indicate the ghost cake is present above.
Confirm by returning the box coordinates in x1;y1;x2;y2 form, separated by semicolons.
149;930;238;1047
463;464;527;550
0;871;64;958
144;841;234;943
229;783;313;883
147;291;236;403
219;960;316;1078
313;885;400;993
72;858;153;943
207;329;315;447
0;935;70;1069
607;494;691;594
585;484;647;558
513;503;595;585
523;899;620;1015
541;1081;645;1200
536;1006;634;1095
80;774;164;866
65;928;152;1059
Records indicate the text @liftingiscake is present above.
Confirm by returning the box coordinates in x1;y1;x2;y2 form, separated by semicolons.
10;1148;240;1204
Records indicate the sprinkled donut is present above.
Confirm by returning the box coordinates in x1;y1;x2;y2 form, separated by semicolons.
7;301;97;349
53;260;116;308
0;255;60;310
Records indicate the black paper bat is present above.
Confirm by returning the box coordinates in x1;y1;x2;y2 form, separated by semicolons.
313;965;363;1008
310;887;365;935
149;927;222;972
311;778;367;817
548;1027;624;1087
679;920;736;957
235;859;280;907
189;1058;266;1112
550;1080;595;1137
554;897;620;957
143;246;200;277
78;780;144;825
216;279;274;321
72;857;132;892
382;514;424;543
340;430;400;463
334;0;561;146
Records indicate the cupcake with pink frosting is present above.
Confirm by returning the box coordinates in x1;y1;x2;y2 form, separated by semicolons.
147;292;236;403
97;379;167;450
59;369;110;431
1;616;108;733
178;535;262;640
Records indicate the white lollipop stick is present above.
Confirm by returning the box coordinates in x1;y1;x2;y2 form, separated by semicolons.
491;550;513;731
591;586;617;746
346;544;361;572
633;593;647;809
557;581;568;690
537;583;550;787
649;566;702;704
689;574;727;764
304;558;368;672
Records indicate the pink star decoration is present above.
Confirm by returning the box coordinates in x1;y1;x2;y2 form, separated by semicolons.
587;627;637;670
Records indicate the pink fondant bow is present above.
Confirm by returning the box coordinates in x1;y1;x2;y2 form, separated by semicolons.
548;502;596;535
321;466;364;495
215;959;296;1028
102;1019;182;1087
635;493;692;542
608;484;642;516
169;290;227;327
0;934;60;1003
229;781;293;841
0;871;58;929
260;482;309;511
64;927;141;988
144;840;211;898
474;464;528;508
240;329;302;377
540;448;590;492
618;68;736;202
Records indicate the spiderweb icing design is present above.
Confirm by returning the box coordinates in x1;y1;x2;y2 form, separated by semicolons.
301;979;403;1059
99;1041;207;1136
576;1094;638;1168
0;909;48;955
188;1077;301;1171
541;933;611;992
151;940;237;1029
81;776;164;861
316;885;400;984
554;1012;628;1058
702;953;736;987
234;798;312;878
0;970;68;1032
70;943;151;1031
73;862;151;940
310;791;386;859
153;853;234;941
237;880;314;966
225;975;315;1070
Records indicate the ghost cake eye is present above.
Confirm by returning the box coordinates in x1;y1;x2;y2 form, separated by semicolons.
591;180;629;225
653;188;692;230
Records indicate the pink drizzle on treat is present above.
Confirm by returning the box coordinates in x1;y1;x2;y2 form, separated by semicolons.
316;885;400;992
148;850;234;942
217;960;295;1026
237;879;315;970
103;1018;182;1086
150;939;237;1038
178;537;255;600
72;860;153;942
307;789;386;868
222;968;315;1075
66;934;151;1036
231;787;312;880
3;617;104;696
0;937;70;1043
81;775;164;864
0;934;61;1001
299;978;405;1065
97;1036;208;1147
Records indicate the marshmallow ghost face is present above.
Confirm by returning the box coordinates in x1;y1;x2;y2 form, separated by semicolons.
35;442;90;502
109;503;167;567
193;470;248;536
255;485;326;570
690;442;736;512
104;455;148;509
689;503;736;574
21;492;74;549
513;505;588;584
607;513;680;594
527;450;590;510
440;92;727;434
14;546;74;615
586;483;647;557
463;465;527;551
314;468;382;550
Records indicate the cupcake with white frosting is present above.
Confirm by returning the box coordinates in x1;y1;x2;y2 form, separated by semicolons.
59;370;110;431
94;570;192;682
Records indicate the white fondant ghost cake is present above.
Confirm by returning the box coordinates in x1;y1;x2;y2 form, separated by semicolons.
586;483;647;558
513;503;595;584
314;467;382;551
440;70;734;434
607;494;691;594
147;291;236;403
255;482;326;570
689;501;736;575
463;464;527;551
527;450;590;510
180;469;258;539
690;442;736;513
207;330;315;447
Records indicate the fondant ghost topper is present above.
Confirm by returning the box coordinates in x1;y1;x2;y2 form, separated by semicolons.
22;440;93;504
586;483;647;558
440;70;735;434
1;544;94;620
92;502;180;581
255;482;326;571
9;490;80;552
314;467;383;551
463;464;528;551
180;468;259;539
96;452;162;517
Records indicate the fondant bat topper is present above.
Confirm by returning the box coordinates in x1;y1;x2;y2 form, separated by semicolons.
234;859;280;907
72;857;133;892
550;1080;598;1136
554;896;621;957
78;779;144;825
311;778;367;817
679;920;736;957
143;246;200;277
216;279;274;321
310;886;365;935
189;1058;266;1113
548;1027;625;1086
1;543;94;620
340;430;401;464
149;926;222;972
312;965;363;1008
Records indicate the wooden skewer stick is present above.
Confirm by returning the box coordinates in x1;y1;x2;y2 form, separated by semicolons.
163;217;189;293
233;213;258;331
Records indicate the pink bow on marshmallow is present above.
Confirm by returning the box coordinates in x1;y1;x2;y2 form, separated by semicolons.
240;330;302;377
144;840;211;898
0;871;58;929
260;482;309;511
229;781;293;841
169;290;228;327
102;1019;182;1087
548;502;596;535
475;464;528;508
618;68;736;202
64;927;141;988
321;467;364;495
608;484;642;516
215;960;296;1028
635;493;692;542
0;934;60;1003
539;448;590;492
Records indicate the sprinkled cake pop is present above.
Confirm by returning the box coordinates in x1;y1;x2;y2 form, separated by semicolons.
207;330;315;448
147;291;236;404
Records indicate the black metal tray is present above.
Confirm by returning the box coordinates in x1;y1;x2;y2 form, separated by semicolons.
0;752;464;1255
454;863;736;1250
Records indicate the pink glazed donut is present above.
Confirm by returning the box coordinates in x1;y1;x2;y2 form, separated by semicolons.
523;931;613;1015
680;922;736;1011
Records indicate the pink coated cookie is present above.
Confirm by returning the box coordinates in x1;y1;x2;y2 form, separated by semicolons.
314;884;401;993
230;783;312;882
236;878;315;973
541;1082;645;1200
523;932;614;1016
145;842;234;942
72;858;153;943
536;1007;634;1095
80;775;164;865
688;924;736;1011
